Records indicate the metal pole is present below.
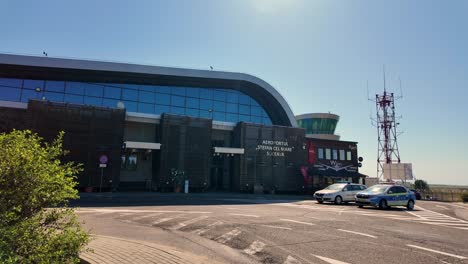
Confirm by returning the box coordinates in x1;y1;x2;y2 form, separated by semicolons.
100;167;103;192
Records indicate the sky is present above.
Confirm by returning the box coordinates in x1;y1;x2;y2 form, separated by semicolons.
1;0;467;185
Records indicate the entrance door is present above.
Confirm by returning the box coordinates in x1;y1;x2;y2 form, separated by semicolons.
210;167;223;191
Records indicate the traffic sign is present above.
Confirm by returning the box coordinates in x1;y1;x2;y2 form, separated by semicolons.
99;155;108;164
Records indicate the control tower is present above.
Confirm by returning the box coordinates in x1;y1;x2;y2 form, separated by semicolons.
295;113;340;140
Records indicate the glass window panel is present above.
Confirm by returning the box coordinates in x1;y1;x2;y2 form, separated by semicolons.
212;112;225;121
45;81;65;92
84;96;102;106
239;94;250;105
347;151;352;161
326;149;331;160
102;98;119;108
171;95;185;107
199;88;213;99
23;79;44;90
122;89;138;101
263;117;272;125
155;104;170;114
186;88;199;98
239;114;250;122
251;106;262;116
85;84;103;97
318;148;324;159
251;98;260;106
155;93;170;105
250;116;262;124
226;92;238;103
171;87;186;96
339;150;345;161
239;104;250;115
226;113;238;123
199;99;213;110
43;92;64;102
226;103;238;113
186;108;199;117
0;78;22;88
170;106;185;115
139;90;155;103
213;90;226;101
186;98;199;108
64;94;84;104
0;87;21;101
139;85;155;92
123;101;138;112
156;86;171;94
199;110;211;119
104;87;121;99
66;82;85;95
332;149;338;160
213;101;225;111
21;89;42;102
138;103;155;114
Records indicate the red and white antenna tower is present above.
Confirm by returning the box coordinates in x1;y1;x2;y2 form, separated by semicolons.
371;67;403;179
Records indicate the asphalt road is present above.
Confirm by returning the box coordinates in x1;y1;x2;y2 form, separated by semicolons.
75;193;468;264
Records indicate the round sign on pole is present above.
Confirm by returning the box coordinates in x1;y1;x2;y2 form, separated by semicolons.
99;155;108;164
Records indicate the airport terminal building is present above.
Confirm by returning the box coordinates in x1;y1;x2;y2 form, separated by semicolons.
0;54;362;193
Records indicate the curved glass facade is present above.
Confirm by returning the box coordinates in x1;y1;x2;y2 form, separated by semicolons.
0;78;272;125
297;118;337;134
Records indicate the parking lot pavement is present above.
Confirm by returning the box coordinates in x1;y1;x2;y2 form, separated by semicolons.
75;194;468;264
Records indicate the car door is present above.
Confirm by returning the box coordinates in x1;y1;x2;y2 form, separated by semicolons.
386;186;399;206
349;185;360;201
395;186;409;206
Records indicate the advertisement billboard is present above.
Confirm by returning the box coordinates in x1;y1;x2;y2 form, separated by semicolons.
383;163;414;181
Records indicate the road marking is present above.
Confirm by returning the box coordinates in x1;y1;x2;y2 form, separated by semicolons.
420;221;468;227
436;205;449;210
337;229;377;239
215;228;242;244
407;244;467;260
152;217;175;225
130;213;161;221
243;240;266;255
76;208;212;214
170;215;209;230
312;255;350;264
229;213;260;218
259;224;292;230
280;219;316;226
191;221;223;235
283;255;302;264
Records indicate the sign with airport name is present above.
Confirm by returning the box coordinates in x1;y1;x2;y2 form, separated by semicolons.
255;140;293;157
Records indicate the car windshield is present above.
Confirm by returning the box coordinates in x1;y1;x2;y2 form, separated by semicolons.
324;184;347;191
365;185;389;193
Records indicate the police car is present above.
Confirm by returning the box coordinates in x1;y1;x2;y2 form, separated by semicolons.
314;183;367;205
355;184;416;210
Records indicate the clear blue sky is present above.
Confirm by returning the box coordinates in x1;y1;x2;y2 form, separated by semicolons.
1;0;467;185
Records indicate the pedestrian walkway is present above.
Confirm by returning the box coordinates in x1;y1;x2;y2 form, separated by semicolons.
80;235;215;264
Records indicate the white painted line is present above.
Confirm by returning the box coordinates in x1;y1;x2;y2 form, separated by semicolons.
280;219;316;226
130;213;161;221
337;229;377;239
312;255;351;264
420;222;468;227
243;240;266;255
407;244;467;260
259;225;292;230
191;221;223;235
229;213;260;218
152;217;175;225
283;255;302;264
215;228;242;244
436;205;449;210
170;215;209;230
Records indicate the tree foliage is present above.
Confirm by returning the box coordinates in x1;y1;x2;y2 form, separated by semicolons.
414;179;429;191
0;130;89;263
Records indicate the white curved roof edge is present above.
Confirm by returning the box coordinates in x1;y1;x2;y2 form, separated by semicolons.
295;113;340;120
0;53;297;127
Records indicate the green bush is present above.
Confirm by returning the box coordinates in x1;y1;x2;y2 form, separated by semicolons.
461;192;468;202
0;130;89;263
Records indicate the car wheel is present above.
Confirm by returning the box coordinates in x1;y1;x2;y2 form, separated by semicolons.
317;200;323;204
334;196;343;205
407;200;415;211
378;199;388;210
